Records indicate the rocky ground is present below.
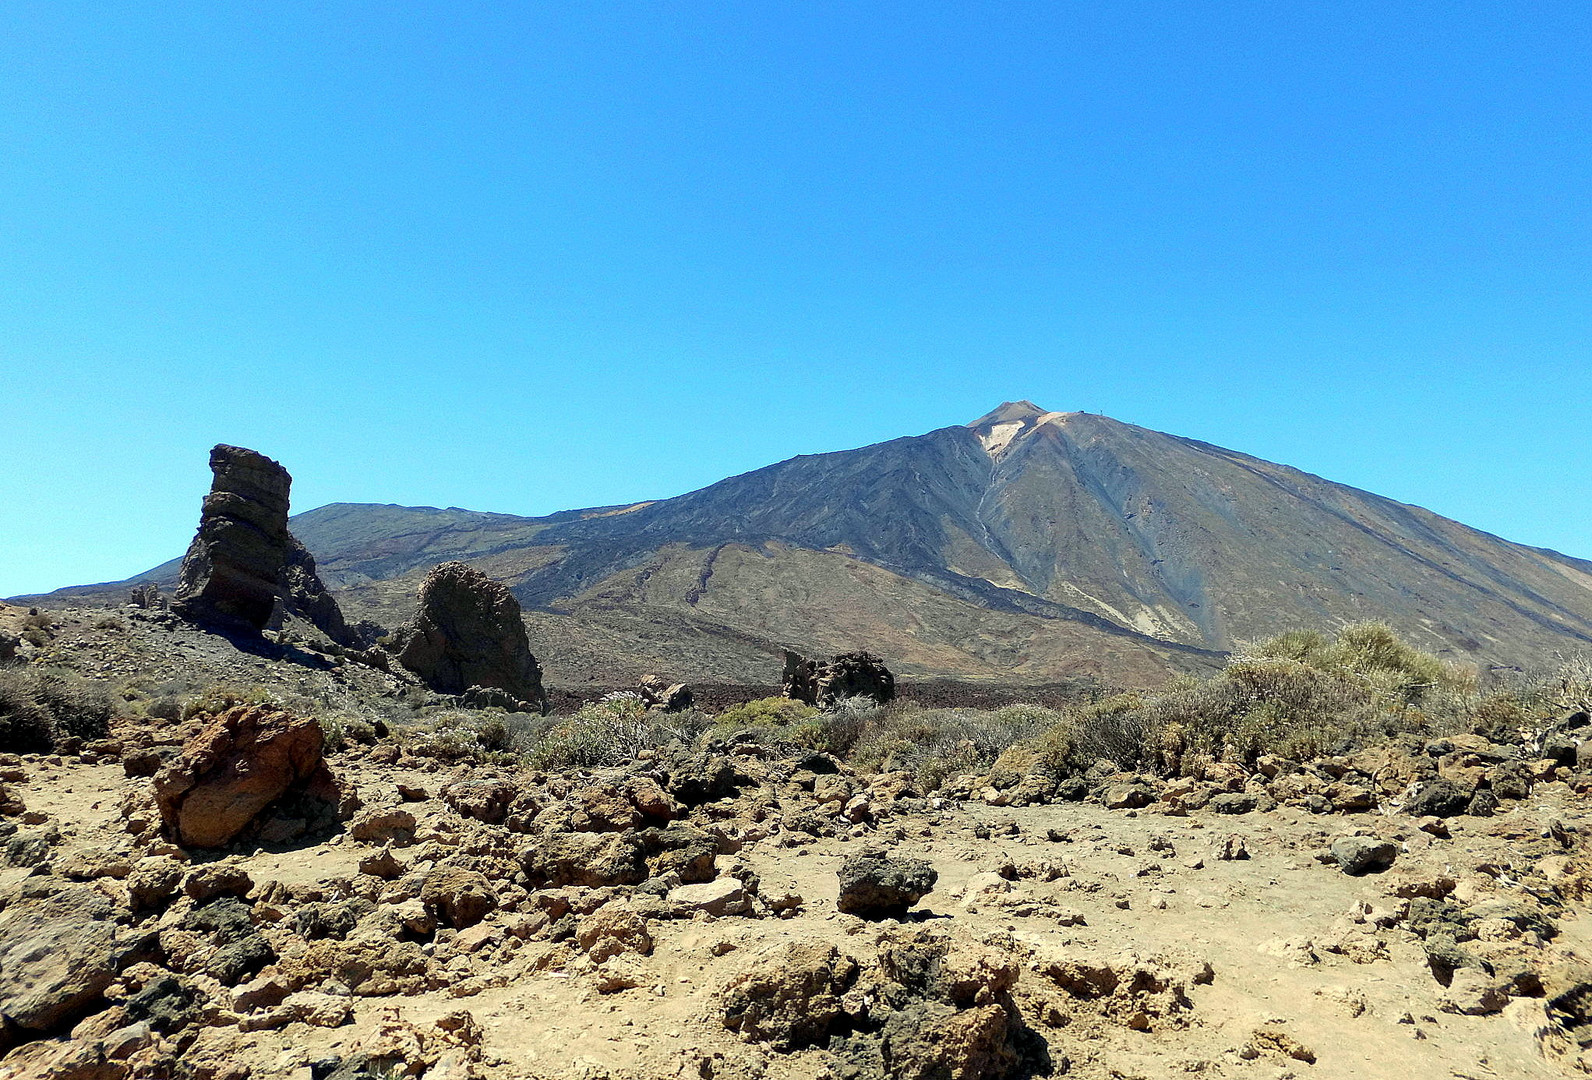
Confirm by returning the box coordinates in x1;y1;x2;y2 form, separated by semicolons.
4;603;1592;1079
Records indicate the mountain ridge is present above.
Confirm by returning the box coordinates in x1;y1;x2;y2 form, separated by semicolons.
30;403;1592;686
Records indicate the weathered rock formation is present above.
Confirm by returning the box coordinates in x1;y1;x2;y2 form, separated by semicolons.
128;582;165;610
783;650;896;708
171;446;295;633
152;704;340;848
638;674;693;712
170;444;351;643
397;562;547;712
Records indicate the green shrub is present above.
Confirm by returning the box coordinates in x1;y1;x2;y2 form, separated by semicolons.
713;696;817;731
840;700;1065;790
318;711;378;751
994;624;1491;778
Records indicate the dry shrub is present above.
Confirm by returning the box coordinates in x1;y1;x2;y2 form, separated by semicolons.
522;692;708;771
0;668;114;751
998;623;1491;778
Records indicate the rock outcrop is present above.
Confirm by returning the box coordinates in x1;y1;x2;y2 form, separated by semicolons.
783;650;896;708
152;704;340;848
638;674;693;712
397;562;547;712
284;538;352;645
170;445;352;643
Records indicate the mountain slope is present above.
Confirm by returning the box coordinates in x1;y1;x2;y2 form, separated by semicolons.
37;403;1592;686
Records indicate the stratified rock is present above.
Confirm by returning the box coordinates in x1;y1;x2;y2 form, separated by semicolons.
782;650;896;708
639;674;693;712
837;851;937;918
397;562;547;712
171;444;352;642
171;445;295;633
152;704;339;848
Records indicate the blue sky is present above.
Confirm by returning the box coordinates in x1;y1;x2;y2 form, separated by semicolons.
2;2;1588;597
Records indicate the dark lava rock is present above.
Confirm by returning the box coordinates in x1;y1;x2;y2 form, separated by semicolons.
1404;780;1473;819
783;650;896;708
1330;836;1398;875
171;444;351;642
1467;789;1500;817
1209;792;1260;815
836;851;937;918
186;897;275;984
396;561;547;712
123;974;204;1034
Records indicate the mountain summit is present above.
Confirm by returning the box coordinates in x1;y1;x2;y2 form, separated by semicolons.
44;404;1592;687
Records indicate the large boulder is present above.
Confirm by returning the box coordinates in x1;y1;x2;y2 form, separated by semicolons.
0;888;141;1038
152;704;339;848
397;562;547;711
171;444;351;642
783;650;896;708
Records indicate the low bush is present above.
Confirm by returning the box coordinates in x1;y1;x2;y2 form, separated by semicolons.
0;668;114;751
713;696;817;732
395;709;519;762
181;684;284;722
520;693;711;771
986;623;1506;779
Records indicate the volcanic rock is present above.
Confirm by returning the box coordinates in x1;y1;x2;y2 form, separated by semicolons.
396;561;547;712
151;704;339;848
0;888;137;1037
782;650;896;708
1405;780;1474;819
722;943;859;1050
638;674;693;712
836;851;937;918
171;444;352;642
1331;836;1399;876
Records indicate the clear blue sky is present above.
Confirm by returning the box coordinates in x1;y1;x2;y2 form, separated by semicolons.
3;2;1588;597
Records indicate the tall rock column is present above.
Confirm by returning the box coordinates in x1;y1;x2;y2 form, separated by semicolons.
170;444;353;643
171;445;295;634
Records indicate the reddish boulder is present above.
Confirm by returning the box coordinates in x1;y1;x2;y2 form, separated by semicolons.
152;704;338;848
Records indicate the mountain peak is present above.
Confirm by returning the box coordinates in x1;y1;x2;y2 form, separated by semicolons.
967;400;1048;429
967;400;1079;459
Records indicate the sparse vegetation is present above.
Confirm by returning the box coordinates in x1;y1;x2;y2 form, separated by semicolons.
0;667;115;751
180;683;285;722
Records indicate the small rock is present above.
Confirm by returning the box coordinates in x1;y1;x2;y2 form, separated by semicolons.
836;851;937;919
668;879;751;917
1331;836;1398;876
